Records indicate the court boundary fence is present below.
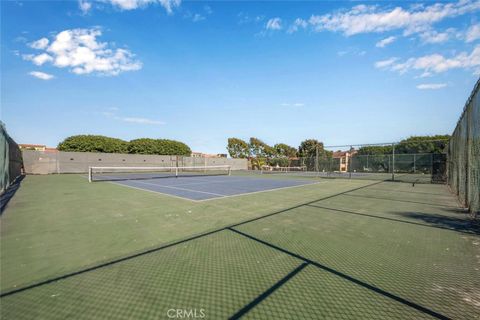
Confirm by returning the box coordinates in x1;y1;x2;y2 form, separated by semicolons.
447;78;479;217
286;141;449;185
0;122;23;195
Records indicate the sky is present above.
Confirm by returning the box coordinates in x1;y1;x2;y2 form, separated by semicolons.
1;0;479;154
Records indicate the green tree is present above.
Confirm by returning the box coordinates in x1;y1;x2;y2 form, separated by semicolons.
128;139;191;156
357;145;393;155
268;157;290;167
249;137;275;158
298;139;329;158
356;135;450;155
274;143;298;158
396;135;450;154
57;135;128;153
226;138;249;158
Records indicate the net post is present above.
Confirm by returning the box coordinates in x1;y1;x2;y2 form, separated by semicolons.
228;166;231;176
175;167;178;178
88;167;92;183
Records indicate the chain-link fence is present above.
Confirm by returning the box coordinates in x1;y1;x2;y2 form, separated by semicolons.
286;141;448;185
0;122;23;194
448;78;479;217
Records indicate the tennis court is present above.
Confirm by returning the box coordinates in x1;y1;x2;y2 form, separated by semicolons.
88;166;319;201
1;171;479;319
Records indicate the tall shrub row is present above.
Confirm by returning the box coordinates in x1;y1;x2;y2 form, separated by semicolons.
58;135;191;156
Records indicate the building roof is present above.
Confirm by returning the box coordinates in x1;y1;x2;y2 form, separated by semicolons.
192;152;227;158
332;151;347;158
332;149;357;158
19;144;46;148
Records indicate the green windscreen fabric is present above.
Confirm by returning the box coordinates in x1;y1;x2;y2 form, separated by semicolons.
0;122;23;194
448;79;480;216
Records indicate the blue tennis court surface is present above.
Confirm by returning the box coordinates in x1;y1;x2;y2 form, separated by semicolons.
107;175;319;201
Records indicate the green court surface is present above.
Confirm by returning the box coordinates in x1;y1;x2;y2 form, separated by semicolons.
1;173;479;319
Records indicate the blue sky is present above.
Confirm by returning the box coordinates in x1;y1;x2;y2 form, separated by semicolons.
1;0;479;153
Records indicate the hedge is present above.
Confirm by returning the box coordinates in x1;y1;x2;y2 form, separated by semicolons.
57;135;191;156
128;138;191;156
57;135;129;153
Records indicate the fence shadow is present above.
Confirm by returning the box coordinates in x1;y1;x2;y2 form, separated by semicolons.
1;175;25;215
392;211;480;235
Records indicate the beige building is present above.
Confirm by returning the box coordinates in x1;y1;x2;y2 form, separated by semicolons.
19;144;57;152
332;148;357;172
191;152;227;158
19;144;46;151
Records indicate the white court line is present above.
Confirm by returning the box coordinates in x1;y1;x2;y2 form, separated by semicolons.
193;181;324;202
88;174;325;202
128;179;227;197
104;181;205;202
163;176;318;188
169;179;307;188
86;174;220;201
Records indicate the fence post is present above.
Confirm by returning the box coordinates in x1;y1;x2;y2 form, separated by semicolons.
430;153;433;178
392;143;395;181
413;154;416;173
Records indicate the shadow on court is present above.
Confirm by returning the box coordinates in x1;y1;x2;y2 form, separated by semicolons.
1;175;24;215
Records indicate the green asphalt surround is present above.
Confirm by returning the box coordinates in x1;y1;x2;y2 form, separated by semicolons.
1;173;479;319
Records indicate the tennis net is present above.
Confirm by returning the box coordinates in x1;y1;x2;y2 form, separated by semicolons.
89;165;231;182
261;166;307;174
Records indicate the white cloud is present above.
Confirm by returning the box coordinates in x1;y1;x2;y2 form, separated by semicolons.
101;0;181;14
78;0;92;14
281;102;305;107
29;38;49;50
337;47;367;57
376;36;396;48
266;17;282;30
418;71;433;78
419;28;456;44
192;13;205;22
29;71;55;80
377;45;480;75
416;83;447;90
24;28;142;76
466;24;480;42
120;117;165;125
288;18;308;34
238;12;264;25
14;36;28;43
102;108;164;125
374;57;399;69
32;53;54;65
306;0;480;36
184;5;211;22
